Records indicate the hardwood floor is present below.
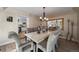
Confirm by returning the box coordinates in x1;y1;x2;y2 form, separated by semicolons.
36;38;79;52
1;37;79;52
56;39;79;52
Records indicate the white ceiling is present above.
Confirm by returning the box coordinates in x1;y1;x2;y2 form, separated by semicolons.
0;7;74;17
14;7;74;17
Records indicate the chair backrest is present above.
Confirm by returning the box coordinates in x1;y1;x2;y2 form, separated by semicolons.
53;27;61;46
8;31;21;52
47;32;56;52
47;28;61;52
54;27;61;35
54;27;61;39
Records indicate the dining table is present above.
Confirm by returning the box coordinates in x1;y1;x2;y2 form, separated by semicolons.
25;31;53;52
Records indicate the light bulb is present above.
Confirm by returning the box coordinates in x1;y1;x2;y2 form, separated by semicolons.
46;18;49;20
40;17;42;19
44;17;46;19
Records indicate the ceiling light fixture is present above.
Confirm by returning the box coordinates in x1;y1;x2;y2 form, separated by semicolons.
40;7;48;21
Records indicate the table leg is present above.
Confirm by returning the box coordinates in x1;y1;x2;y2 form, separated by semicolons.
33;42;38;52
36;44;38;52
33;42;36;52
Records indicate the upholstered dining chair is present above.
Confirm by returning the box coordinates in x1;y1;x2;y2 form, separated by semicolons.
37;27;61;52
53;27;61;48
37;32;56;52
8;31;33;52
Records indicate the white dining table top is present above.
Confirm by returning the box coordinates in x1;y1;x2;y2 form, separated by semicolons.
25;31;53;43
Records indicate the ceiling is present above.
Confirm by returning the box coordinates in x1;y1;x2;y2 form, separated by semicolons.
0;7;74;17
15;7;74;17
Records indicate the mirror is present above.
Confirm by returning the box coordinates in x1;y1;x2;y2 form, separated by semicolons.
47;18;64;30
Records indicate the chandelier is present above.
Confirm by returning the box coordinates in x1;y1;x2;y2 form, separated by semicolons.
40;7;48;21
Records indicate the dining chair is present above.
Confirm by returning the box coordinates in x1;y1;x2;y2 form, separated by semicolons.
37;32;55;52
37;28;61;52
8;31;33;52
53;27;61;48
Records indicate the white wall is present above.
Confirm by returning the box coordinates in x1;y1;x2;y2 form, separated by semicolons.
77;13;79;43
0;10;18;45
27;15;41;28
0;8;40;45
72;8;79;42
